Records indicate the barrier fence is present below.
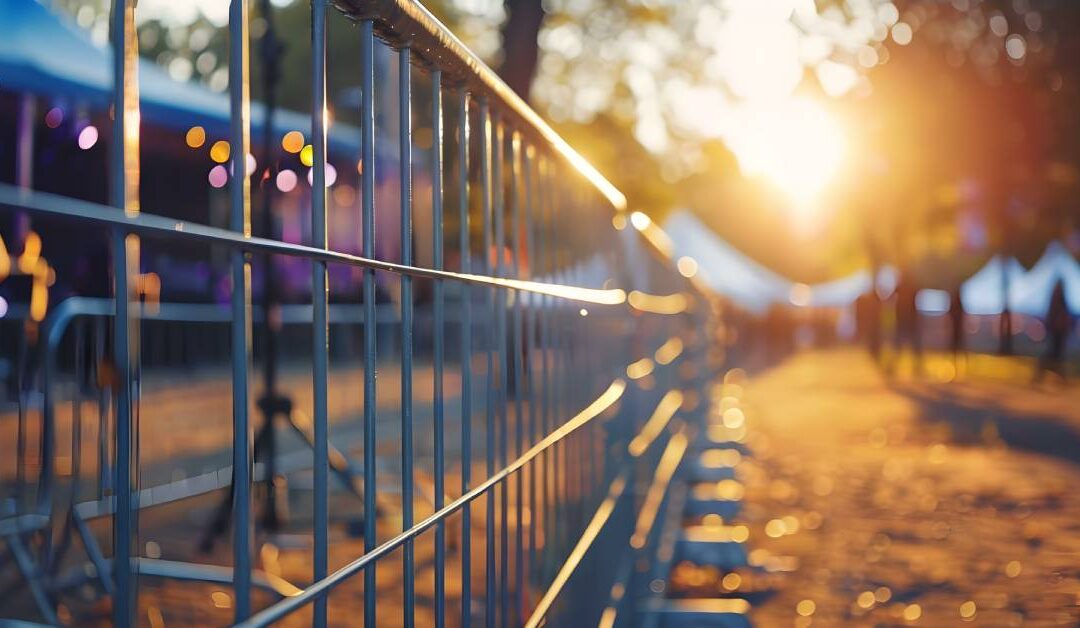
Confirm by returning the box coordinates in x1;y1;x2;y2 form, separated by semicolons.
0;0;719;625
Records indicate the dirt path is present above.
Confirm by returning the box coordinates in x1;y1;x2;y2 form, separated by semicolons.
739;348;1080;626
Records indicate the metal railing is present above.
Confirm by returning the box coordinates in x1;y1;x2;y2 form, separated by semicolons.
0;0;719;625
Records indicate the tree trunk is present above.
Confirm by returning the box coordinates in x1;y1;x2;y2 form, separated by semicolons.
498;0;545;102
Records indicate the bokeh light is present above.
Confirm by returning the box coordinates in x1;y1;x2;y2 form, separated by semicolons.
305;163;337;187
210;140;230;163
186;125;206;148
44;107;63;129
276;169;298;193
677;256;698;278
282;130;305;154
208;164;228;188
77;125;98;150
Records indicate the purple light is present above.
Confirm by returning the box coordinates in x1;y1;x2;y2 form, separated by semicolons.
45;107;64;129
77;125;99;150
306;163;337;187
276;169;298;193
208;164;228;188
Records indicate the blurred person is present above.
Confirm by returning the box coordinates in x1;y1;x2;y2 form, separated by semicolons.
1039;278;1072;380
764;304;792;363
949;284;966;373
855;289;882;361
892;270;922;374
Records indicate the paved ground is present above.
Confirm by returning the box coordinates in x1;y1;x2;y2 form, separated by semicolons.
729;348;1080;626
8;346;1080;626
0;353;589;626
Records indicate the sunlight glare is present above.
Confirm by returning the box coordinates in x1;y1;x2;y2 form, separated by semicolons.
725;98;845;216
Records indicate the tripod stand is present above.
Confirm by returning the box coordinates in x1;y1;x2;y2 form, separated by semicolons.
199;2;291;551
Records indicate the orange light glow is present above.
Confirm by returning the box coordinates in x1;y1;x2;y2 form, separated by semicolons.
185;126;205;149
282;131;305;154
209;140;231;164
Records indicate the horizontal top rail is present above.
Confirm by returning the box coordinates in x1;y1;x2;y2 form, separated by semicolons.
333;0;628;212
0;184;643;307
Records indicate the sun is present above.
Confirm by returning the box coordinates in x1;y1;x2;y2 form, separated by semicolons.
725;98;846;215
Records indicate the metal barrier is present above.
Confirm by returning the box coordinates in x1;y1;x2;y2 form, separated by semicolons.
0;0;720;625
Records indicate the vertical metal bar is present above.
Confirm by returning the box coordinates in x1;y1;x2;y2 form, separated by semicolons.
360;19;378;628
548;161;564;566
109;1;139;624
457;87;473;628
399;45;416;628
492;119;509;628
229;0;254;621
509;133;525;627
480;98;496;628
536;156;552;586
522;145;538;592
431;68;447;628
310;0;329;624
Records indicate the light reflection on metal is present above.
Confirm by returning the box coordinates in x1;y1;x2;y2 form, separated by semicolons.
629;290;689;314
630;428;686;546
628;389;684;457
524;475;628;628
0;185;631;307
654;336;685;365
630;429;689;548
626;357;655;380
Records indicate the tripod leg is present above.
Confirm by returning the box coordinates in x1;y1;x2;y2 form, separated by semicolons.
198;480;235;554
256;410;283;531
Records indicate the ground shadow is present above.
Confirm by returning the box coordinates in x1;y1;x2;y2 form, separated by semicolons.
892;382;1080;467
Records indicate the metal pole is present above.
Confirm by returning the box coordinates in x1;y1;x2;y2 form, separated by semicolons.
457;87;473;628
431;68;447;628
229;0;254;620
399;44;416;628
492;118;510;628
109;1;139;623
480;98;496;628
509;133;525;627
360;19;379;628
310;0;330;624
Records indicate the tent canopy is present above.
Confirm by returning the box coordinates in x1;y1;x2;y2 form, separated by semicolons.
962;242;1080;316
666;208;1080;317
0;0;360;154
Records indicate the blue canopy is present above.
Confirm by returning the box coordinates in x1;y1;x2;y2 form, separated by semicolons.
0;0;360;154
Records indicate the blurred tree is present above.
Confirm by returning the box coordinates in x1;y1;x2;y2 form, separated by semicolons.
497;0;545;100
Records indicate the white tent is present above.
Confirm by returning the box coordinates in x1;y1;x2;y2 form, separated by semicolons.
961;243;1080;316
663;210;790;313
663;209;873;312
